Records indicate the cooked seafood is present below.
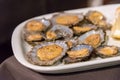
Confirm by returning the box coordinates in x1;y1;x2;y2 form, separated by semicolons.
24;18;51;32
72;24;97;35
63;44;93;64
22;9;116;66
66;37;78;49
25;41;68;66
85;10;110;30
23;32;44;45
46;31;57;40
46;25;73;40
24;32;43;42
51;13;84;26
78;29;105;48
96;45;119;58
86;10;105;24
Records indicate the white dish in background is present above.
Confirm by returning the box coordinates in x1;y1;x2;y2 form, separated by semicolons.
12;4;120;74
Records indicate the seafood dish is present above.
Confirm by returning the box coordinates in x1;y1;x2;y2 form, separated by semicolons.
12;4;120;73
21;8;120;66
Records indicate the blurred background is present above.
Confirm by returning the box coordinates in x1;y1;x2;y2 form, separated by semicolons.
0;0;120;63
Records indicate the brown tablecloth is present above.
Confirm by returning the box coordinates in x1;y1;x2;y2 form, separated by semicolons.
0;56;120;80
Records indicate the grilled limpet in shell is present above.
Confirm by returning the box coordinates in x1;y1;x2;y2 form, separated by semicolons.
23;18;51;45
24;18;51;32
46;25;73;40
78;29;105;48
63;44;93;64
86;10;105;24
85;11;110;30
96;45;120;58
51;13;84;26
23;32;45;46
25;41;68;66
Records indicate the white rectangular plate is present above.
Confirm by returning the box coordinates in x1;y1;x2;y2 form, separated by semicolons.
12;4;120;74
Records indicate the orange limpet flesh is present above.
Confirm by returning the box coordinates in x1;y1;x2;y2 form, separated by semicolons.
98;46;118;56
67;48;89;59
88;11;104;24
37;44;63;61
73;26;92;34
46;31;57;40
55;15;79;25
26;20;45;32
84;34;100;48
27;34;43;41
66;41;73;48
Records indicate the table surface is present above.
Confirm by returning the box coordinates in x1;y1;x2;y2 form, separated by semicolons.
0;56;120;80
